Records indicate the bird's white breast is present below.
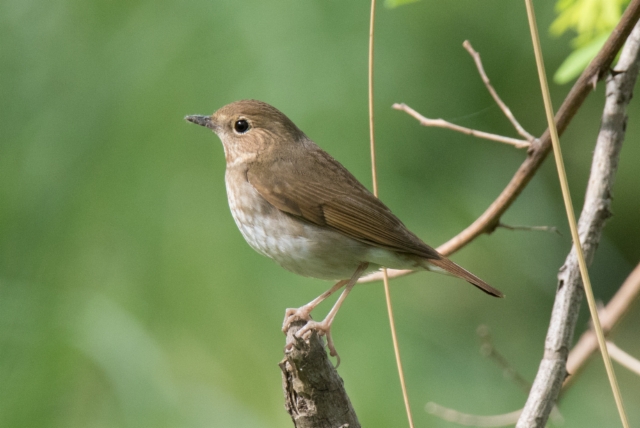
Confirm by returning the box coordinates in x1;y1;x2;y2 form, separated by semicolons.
225;168;363;280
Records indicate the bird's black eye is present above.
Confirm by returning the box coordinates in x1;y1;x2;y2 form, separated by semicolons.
234;119;250;134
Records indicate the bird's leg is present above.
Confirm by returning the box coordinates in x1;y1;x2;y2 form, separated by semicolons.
295;262;369;364
282;279;348;332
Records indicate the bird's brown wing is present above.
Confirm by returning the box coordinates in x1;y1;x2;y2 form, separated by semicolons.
246;148;503;298
246;149;440;260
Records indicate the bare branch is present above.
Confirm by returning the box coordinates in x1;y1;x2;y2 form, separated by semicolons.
280;321;360;428
517;18;640;428
360;0;640;284
607;341;640;376
392;103;530;149
463;40;537;142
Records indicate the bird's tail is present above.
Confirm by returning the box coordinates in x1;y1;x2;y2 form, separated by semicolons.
423;257;504;298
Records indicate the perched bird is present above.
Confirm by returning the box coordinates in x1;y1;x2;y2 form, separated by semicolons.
186;100;502;359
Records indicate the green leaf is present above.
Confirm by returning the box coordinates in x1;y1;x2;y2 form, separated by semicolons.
551;0;626;45
553;32;609;84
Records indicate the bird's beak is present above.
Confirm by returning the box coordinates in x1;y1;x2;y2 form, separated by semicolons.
185;115;217;131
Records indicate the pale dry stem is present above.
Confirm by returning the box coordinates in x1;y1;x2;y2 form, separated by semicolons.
425;403;523;427
462;40;537;143
392;103;531;149
497;222;561;235
607;341;640;376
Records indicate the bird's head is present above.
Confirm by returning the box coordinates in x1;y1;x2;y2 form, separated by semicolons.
186;99;306;166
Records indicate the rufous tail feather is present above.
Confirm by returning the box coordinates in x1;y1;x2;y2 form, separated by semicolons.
425;257;503;298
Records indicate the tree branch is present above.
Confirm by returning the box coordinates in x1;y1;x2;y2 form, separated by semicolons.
517;18;640;428
360;0;640;284
280;321;360;428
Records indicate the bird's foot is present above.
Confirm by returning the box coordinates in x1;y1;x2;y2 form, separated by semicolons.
282;305;313;332
296;319;341;367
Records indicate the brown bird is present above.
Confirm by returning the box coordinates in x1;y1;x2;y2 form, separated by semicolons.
186;100;502;359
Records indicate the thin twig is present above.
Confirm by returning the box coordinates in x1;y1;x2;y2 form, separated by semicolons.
477;325;532;394
425;403;522;427
607;341;640;376
367;1;415;427
426;404;565;428
463;40;537;142
497;222;562;235
474;326;564;426
360;0;640;284
392;103;530;149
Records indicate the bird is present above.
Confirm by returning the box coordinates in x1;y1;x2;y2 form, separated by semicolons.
185;99;502;360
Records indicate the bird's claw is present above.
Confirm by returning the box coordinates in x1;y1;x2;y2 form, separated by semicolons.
324;329;341;367
282;306;313;332
295;320;341;367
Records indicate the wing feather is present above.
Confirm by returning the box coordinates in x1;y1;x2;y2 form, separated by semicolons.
246;150;440;260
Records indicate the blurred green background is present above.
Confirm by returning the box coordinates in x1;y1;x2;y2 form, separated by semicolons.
2;0;639;427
